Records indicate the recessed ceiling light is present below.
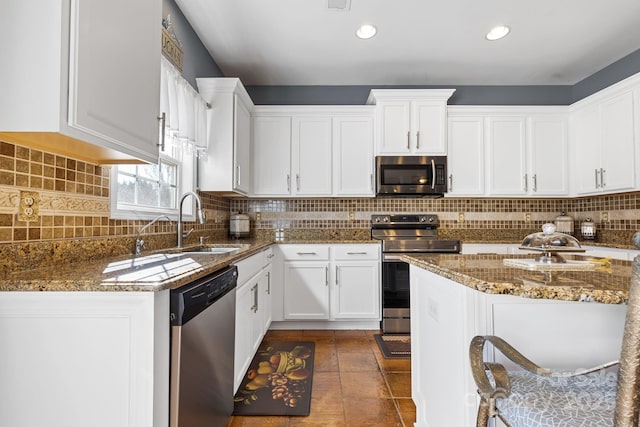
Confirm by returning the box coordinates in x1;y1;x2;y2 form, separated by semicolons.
485;25;510;41
356;24;377;39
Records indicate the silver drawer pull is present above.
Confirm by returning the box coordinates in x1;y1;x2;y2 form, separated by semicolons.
347;252;368;255
296;252;317;255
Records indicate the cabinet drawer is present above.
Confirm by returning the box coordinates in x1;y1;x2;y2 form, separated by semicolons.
332;244;380;260
279;245;330;261
234;251;265;285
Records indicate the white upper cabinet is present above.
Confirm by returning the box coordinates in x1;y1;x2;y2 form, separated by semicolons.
486;116;528;196
527;116;569;196
0;0;162;164
333;116;375;196
292;116;333;196
197;78;253;195
447;115;485;196
447;107;569;198
251;107;374;198
367;89;455;155
572;88;636;195
252;115;292;196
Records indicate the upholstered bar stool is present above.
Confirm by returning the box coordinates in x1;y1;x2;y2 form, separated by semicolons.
469;244;640;427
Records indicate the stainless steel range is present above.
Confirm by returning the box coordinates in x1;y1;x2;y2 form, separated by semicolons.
371;214;461;333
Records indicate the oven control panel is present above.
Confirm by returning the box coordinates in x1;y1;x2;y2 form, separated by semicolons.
371;214;438;227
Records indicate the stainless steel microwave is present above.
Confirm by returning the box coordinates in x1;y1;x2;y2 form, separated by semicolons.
376;156;447;197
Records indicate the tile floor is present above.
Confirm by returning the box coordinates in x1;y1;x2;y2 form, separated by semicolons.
227;329;415;427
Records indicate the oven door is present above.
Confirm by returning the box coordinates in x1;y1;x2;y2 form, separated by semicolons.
381;253;411;333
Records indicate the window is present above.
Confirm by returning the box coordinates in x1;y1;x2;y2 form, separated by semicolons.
110;56;207;220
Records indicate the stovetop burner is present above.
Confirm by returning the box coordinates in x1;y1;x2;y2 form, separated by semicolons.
371;214;461;254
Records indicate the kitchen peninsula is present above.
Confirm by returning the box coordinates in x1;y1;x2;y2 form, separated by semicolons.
404;252;631;427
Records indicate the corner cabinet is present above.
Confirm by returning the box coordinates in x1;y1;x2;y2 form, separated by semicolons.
367;89;455;155
274;244;381;328
251;107;375;198
0;0;161;164
572;89;636;196
197;78;253;195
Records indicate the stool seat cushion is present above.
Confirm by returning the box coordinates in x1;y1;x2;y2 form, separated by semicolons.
496;370;618;427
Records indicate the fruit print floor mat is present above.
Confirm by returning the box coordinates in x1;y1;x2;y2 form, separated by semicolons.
233;341;315;416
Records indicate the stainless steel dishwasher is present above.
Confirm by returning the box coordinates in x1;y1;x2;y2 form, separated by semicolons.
170;265;237;427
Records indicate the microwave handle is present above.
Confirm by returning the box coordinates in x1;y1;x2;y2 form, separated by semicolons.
431;159;436;190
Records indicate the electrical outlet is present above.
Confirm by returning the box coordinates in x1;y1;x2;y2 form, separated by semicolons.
524;212;531;222
349;210;355;220
458;212;465;223
256;212;261;221
601;211;609;222
18;191;39;222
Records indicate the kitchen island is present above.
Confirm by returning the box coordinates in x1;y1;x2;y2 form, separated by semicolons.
403;253;632;427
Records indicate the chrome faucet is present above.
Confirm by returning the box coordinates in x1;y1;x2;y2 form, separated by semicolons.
134;215;172;256
177;191;206;247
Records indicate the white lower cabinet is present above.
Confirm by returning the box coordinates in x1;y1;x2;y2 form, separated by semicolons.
233;248;273;392
277;244;381;325
0;291;169;427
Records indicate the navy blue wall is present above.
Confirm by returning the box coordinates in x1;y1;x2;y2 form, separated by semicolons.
162;0;223;89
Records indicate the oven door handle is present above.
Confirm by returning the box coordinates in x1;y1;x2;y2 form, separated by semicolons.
383;254;405;262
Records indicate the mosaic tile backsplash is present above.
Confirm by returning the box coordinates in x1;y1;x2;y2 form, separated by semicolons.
1;139;639;260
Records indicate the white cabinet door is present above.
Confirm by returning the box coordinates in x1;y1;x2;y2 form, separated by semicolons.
333;116;374;196
528;116;569;196
333;262;380;319
69;0;161;163
413;100;448;155
600;91;636;193
573;105;601;195
283;262;330;320
197;78;254;194
261;267;273;333
573;90;636;195
447;116;485;196
233;95;252;194
0;0;161;164
486;117;527;196
252;115;292;196
292;117;333;196
377;101;412;154
234;281;252;391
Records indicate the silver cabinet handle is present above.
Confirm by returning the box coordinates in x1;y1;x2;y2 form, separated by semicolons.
595;169;600;188
157;112;166;152
335;265;339;285
296;173;300;191
251;284;258;313
448;174;453;192
296;252;317;255
346;252;367;255
532;174;537;192
236;165;241;187
431;158;436;190
406;131;410;150
287;174;291;192
523;174;528;192
601;168;606;187
325;266;329;286
416;131;420;149
370;173;374;191
267;272;271;295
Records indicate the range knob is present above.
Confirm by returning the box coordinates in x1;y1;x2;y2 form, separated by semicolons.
419;216;426;222
382;216;389;222
428;216;435;223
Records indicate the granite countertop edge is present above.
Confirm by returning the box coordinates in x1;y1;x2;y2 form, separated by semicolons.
0;239;381;292
402;254;629;305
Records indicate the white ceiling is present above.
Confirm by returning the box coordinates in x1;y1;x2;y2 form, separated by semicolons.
175;0;640;86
